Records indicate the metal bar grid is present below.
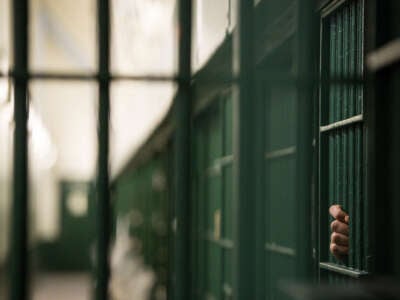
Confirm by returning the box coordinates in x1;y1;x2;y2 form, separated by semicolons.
8;1;191;300
318;0;366;281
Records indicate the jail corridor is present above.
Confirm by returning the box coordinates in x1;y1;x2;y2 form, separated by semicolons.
1;0;400;300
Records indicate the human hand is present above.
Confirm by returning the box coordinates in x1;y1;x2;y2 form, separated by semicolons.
329;204;349;260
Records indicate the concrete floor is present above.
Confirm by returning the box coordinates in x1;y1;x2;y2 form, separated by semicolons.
32;272;91;300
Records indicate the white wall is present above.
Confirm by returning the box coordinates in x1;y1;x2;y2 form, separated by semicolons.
192;0;237;71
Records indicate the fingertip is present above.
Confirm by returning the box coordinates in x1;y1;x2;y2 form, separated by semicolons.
330;204;349;223
330;220;337;231
330;243;337;254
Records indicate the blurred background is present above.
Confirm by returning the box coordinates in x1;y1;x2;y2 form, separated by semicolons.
2;0;400;300
0;0;239;299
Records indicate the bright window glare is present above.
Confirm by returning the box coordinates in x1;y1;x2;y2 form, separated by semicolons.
29;106;58;170
110;81;175;176
111;0;177;75
30;0;96;73
30;81;98;181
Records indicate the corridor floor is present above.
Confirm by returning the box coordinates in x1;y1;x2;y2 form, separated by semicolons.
32;273;91;300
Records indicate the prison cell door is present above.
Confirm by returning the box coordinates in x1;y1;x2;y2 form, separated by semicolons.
318;0;369;283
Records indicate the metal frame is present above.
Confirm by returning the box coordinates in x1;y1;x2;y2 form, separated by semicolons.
317;0;370;281
294;0;316;281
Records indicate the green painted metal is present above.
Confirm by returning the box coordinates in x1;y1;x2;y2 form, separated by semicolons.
319;0;366;281
174;0;192;299
114;155;170;294
10;0;29;299
233;0;257;299
96;0;111;298
264;88;298;300
191;94;234;299
254;1;316;298
294;0;316;282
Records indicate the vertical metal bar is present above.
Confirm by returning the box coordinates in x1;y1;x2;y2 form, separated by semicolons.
359;0;367;272
220;98;225;300
364;0;377;275
294;0;316;279
96;0;111;299
327;16;336;266
255;82;266;299
174;0;192;299
233;0;256;298
319;13;330;280
355;0;364;271
348;0;355;269
336;11;342;213
10;0;29;299
342;4;349;217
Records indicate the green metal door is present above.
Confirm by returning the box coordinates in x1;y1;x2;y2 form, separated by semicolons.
37;182;95;271
318;0;368;282
58;182;95;271
191;93;233;300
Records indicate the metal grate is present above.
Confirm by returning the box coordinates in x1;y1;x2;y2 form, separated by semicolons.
5;0;192;299
319;0;366;281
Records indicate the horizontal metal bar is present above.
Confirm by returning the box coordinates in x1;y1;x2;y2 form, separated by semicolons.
321;0;348;18
265;242;296;257
205;233;234;249
0;70;369;85
320;114;363;133
367;38;400;72
206;155;234;176
265;146;296;160
319;262;369;278
0;71;179;82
